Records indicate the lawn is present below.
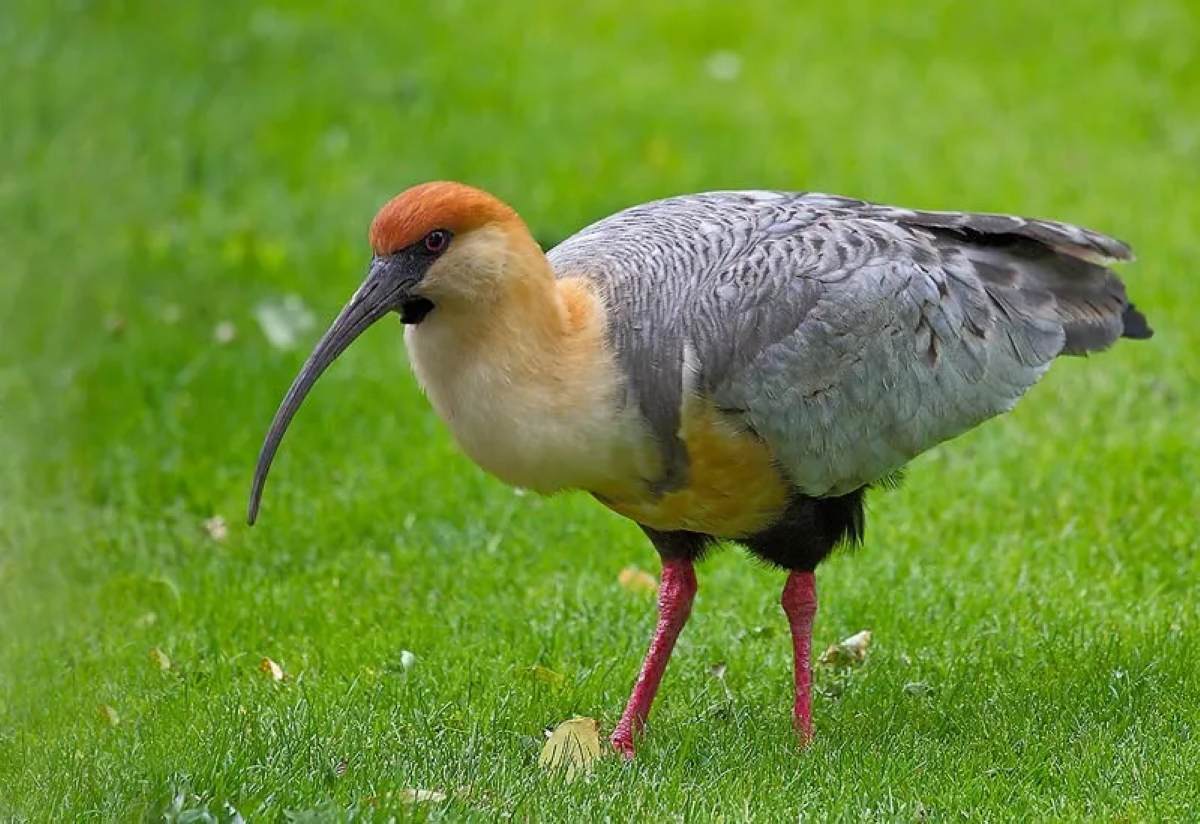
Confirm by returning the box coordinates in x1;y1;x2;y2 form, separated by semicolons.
2;0;1198;820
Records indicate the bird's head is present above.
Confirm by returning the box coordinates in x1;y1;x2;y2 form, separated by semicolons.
367;180;532;317
247;181;537;524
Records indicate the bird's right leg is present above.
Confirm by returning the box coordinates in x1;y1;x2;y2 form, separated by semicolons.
781;569;818;742
610;555;697;758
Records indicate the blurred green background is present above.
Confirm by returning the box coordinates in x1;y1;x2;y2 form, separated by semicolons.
1;1;1197;820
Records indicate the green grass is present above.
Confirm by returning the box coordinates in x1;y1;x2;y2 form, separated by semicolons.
2;0;1199;820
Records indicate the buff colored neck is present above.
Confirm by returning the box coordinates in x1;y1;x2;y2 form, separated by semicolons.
403;228;642;494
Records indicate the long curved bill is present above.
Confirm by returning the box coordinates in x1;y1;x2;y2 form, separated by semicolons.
247;266;405;525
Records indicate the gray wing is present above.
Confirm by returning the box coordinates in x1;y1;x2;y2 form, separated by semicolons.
547;191;1146;496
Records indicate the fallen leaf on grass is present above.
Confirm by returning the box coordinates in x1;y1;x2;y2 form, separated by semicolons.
618;566;658;596
538;716;602;781
203;515;228;541
260;657;285;682
818;629;872;668
149;648;171;671
98;703;120;726
522;664;564;685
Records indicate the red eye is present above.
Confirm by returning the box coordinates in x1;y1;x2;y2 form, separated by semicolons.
423;229;450;254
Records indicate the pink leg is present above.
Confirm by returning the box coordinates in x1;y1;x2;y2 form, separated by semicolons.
610;557;697;758
781;570;818;742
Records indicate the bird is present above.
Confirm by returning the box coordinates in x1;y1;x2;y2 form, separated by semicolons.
247;181;1152;757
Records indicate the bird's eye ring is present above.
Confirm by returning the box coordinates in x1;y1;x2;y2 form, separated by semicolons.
423;229;450;255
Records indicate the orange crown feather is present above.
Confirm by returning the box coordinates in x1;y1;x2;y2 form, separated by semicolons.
369;181;520;256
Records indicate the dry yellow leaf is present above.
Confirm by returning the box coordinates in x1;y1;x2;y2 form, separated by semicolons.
618;566;659;596
523;664;565;685
260;657;285;681
149;648;171;671
818;629;873;668
98;703;120;726
538;716;603;781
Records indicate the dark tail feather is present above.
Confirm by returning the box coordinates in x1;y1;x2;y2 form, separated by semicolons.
946;235;1151;357
1040;262;1152;355
907;207;1152;357
1121;303;1154;340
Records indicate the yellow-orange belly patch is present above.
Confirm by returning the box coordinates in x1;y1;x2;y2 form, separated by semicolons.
598;402;789;539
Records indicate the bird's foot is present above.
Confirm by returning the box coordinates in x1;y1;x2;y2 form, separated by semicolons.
610;728;637;759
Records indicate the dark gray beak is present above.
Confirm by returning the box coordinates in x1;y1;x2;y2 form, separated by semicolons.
247;257;425;525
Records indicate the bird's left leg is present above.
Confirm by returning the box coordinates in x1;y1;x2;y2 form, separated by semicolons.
610;555;697;758
781;569;818;741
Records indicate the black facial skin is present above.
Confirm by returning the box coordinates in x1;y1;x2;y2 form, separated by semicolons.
246;229;452;524
399;297;435;324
